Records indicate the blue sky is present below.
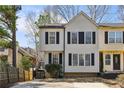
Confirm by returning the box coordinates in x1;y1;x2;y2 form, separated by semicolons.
16;5;121;49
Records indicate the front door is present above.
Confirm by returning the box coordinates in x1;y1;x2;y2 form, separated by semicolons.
113;54;120;70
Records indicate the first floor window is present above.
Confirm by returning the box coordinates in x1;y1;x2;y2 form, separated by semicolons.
105;54;111;65
53;53;59;64
72;32;77;44
49;32;55;44
85;54;90;66
79;54;84;66
73;54;78;66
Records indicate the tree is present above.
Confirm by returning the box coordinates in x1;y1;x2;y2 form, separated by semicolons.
86;5;110;23
50;5;110;23
21;56;32;70
118;5;124;22
0;5;21;67
52;5;80;22
25;11;39;64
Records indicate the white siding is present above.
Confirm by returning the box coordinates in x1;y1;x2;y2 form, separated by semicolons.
65;13;99;72
40;28;64;52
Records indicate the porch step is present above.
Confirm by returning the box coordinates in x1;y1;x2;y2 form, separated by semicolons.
64;73;97;78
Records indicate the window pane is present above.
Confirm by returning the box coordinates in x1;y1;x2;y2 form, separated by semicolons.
109;32;115;43
116;32;122;43
79;54;84;66
85;54;90;66
49;32;55;44
53;53;58;64
86;32;91;44
73;54;78;66
72;32;77;44
105;54;111;65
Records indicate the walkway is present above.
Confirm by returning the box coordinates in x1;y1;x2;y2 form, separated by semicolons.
10;79;110;88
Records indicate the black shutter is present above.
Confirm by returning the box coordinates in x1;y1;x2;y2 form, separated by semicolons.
91;53;95;66
67;32;70;44
45;32;48;44
79;32;84;44
56;32;59;44
59;53;62;64
68;53;72;66
48;53;52;64
123;32;124;43
105;32;108;44
92;32;96;44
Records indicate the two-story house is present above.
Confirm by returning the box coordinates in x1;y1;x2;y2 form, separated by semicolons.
39;11;124;77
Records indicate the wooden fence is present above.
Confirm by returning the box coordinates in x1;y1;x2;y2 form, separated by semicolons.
0;63;33;88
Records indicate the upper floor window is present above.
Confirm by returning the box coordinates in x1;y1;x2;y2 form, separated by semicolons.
108;32;123;43
45;32;59;44
72;32;77;44
85;32;92;44
67;31;96;44
49;32;55;44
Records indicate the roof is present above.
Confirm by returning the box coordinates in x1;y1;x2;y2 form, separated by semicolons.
39;23;65;28
99;23;124;27
18;47;34;58
65;11;98;27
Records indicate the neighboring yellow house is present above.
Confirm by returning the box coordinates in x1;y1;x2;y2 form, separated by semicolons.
98;23;124;72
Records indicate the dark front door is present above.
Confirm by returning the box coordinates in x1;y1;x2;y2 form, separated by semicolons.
113;54;120;70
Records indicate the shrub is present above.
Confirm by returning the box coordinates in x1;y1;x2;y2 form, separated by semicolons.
21;56;32;70
45;64;62;78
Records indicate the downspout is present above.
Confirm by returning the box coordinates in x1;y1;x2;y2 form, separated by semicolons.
63;27;65;75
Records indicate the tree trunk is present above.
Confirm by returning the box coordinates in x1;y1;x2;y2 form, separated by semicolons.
12;30;16;67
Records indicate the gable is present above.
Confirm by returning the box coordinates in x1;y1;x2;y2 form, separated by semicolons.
65;12;98;31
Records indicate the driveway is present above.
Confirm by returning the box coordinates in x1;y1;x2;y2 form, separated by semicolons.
10;79;110;88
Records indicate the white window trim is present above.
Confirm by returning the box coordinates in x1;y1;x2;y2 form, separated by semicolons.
48;32;56;44
71;32;78;44
108;32;123;44
84;32;92;44
69;53;94;67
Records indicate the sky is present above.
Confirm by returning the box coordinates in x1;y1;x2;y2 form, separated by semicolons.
16;5;122;49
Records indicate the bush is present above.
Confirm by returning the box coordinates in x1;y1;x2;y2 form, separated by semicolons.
21;56;32;70
45;64;62;78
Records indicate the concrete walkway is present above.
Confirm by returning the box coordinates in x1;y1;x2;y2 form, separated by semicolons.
10;79;109;88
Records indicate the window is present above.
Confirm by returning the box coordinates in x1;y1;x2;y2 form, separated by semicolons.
0;48;5;51
72;32;77;44
105;54;111;65
79;54;84;66
85;54;90;66
68;53;94;66
109;32;123;43
49;32;55;44
109;32;115;43
53;53;59;64
85;32;92;44
116;32;122;43
73;54;78;66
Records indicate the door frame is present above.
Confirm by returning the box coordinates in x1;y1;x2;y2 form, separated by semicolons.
113;54;121;71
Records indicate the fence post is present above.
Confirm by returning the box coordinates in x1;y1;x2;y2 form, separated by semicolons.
6;65;9;84
23;70;25;81
17;68;19;82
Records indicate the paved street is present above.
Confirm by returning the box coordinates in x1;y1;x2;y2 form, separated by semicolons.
10;79;110;88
